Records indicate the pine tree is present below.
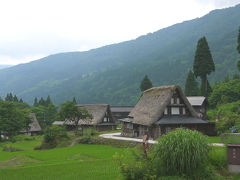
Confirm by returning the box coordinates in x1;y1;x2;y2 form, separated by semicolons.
237;26;240;53
184;70;199;96
200;79;212;97
33;97;38;106
140;75;153;92
19;98;23;103
193;37;215;96
237;26;240;71
13;95;18;102
39;97;45;106
72;97;77;104
46;95;52;106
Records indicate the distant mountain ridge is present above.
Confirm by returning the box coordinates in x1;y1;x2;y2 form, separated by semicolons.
0;4;240;105
0;65;12;70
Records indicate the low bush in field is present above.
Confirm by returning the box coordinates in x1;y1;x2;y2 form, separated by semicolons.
2;145;22;152
11;135;38;142
152;128;212;179
35;125;69;149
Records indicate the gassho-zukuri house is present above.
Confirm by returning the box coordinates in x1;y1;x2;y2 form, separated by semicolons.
120;85;216;139
53;104;117;131
20;113;42;136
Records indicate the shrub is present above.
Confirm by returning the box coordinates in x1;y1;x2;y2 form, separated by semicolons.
208;146;227;170
114;150;156;180
38;125;69;149
152;128;212;179
2;145;22;152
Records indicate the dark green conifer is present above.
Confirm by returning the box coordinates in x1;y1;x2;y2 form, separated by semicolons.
140;75;153;92
72;97;77;104
13;95;18;102
193;37;215;96
33;97;38;106
46;95;52;106
39;97;45;106
184;70;199;96
237;26;240;53
19;98;23;103
200;79;212;97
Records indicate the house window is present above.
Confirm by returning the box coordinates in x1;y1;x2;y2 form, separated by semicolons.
171;107;180;115
127;123;133;129
171;98;174;104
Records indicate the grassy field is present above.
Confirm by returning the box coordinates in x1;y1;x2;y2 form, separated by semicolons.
0;136;125;180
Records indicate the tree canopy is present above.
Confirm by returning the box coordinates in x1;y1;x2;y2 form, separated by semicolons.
0;101;31;139
60;101;93;135
140;75;153;92
184;70;199;96
237;26;240;53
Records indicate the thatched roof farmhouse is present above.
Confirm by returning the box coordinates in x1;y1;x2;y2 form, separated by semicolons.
54;104;117;131
20;113;42;135
120;85;216;139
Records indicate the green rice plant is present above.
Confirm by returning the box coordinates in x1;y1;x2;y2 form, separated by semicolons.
153;128;213;179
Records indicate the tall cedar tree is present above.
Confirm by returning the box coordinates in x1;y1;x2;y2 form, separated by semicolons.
72;97;77;104
46;95;52;106
140;75;153;92
33;97;38;107
13;95;18;102
193;37;215;97
237;26;240;71
184;70;199;96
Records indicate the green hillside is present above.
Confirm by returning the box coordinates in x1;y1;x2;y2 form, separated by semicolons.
0;4;240;105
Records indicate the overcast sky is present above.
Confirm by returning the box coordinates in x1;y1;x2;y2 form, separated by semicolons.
0;0;240;65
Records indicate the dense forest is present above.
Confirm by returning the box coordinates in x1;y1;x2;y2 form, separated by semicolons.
0;4;240;105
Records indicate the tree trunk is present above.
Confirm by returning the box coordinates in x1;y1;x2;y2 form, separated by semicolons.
201;75;207;96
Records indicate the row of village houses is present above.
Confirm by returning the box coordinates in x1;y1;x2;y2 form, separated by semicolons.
23;85;216;139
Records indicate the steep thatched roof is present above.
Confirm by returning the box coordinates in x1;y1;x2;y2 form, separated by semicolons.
21;113;42;133
65;104;115;125
129;85;201;126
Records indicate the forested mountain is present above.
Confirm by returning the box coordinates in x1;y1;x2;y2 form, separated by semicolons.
0;4;240;105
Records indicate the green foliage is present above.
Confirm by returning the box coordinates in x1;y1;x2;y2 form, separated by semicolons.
193;37;215;97
0;101;31;139
114;150;155;180
207;101;240;134
31;103;58;129
237;26;240;53
153;128;211;178
208;146;227;171
60;101;93;135
238;60;240;72
72;97;77;104
193;37;215;78
140;75;153;92
200;79;212;97
41;125;69;149
209;79;240;107
184;70;199;96
33;97;38;107
222;136;240;144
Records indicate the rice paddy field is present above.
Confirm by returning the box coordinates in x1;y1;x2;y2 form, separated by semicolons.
0;136;125;180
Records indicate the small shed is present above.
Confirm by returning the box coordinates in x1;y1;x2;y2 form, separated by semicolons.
186;96;207;119
228;144;240;173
